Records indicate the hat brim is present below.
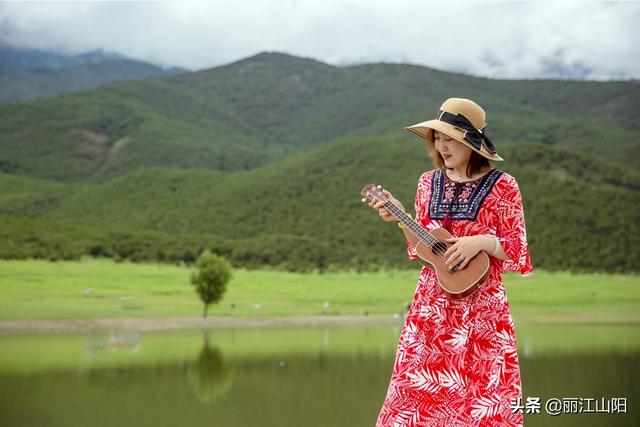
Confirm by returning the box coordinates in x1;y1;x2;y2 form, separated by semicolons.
405;119;504;162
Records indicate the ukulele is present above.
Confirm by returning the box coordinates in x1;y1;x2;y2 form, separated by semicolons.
360;183;490;299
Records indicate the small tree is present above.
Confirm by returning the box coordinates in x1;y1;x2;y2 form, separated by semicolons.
190;250;232;318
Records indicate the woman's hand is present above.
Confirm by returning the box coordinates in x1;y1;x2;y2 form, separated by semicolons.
371;189;406;222
443;235;491;270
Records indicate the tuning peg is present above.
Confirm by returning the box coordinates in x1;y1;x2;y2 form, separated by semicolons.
368;202;372;207
377;185;382;189
361;198;366;203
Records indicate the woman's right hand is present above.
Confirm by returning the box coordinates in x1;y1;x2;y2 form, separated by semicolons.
372;189;407;222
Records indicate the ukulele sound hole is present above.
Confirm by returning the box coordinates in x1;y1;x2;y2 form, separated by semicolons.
432;241;447;257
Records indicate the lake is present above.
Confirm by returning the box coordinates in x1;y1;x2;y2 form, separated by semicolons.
0;323;637;426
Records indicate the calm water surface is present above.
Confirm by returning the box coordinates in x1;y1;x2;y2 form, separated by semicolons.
0;323;637;427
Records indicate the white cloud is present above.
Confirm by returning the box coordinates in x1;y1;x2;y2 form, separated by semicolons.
0;0;638;80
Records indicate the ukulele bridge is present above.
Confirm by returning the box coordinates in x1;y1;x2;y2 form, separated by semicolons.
449;260;464;273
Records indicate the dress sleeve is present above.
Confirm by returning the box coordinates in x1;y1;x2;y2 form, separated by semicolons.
494;174;534;277
406;240;418;260
406;172;431;260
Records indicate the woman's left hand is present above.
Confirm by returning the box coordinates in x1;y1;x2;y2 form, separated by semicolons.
443;236;485;270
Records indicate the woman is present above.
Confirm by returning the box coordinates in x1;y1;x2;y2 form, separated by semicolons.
372;98;533;426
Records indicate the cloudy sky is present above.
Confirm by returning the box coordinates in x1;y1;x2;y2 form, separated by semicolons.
1;0;638;80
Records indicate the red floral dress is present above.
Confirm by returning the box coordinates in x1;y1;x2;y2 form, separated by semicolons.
376;168;533;427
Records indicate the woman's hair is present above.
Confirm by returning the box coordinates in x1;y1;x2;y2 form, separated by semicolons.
426;129;492;178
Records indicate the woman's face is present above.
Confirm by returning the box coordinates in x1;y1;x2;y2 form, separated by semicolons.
433;130;472;170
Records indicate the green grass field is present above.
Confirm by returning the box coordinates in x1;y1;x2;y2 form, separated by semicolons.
0;257;638;323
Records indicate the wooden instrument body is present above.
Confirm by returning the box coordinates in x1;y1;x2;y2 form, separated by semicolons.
401;226;490;299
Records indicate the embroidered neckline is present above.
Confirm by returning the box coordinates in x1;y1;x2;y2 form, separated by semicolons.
429;168;503;221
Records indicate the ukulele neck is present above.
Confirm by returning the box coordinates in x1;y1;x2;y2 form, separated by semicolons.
384;201;437;246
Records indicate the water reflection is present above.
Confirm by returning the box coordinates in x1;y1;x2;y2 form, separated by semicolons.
186;331;234;404
85;330;141;357
0;324;637;427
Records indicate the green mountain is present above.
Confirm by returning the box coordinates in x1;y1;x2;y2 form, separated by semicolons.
1;135;638;273
0;47;186;103
0;51;638;183
1;47;126;70
0;51;638;273
0;60;186;103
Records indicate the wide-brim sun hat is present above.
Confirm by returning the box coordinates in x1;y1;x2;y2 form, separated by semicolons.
405;97;504;161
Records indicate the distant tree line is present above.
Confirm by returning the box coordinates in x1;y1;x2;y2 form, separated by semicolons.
0;213;638;274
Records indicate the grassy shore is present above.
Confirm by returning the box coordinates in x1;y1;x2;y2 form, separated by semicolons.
0;257;638;325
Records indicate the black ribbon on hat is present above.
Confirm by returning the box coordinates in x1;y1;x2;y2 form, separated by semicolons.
436;110;497;154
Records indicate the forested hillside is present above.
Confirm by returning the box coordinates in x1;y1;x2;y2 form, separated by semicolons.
0;51;638;273
1;52;638;182
1;137;637;273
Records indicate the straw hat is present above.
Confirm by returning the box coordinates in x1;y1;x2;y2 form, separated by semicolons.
405;98;504;161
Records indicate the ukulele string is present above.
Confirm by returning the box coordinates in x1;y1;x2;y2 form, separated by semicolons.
383;197;450;259
383;179;463;260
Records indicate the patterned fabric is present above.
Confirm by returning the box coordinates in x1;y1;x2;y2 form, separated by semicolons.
429;168;503;221
376;169;533;427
